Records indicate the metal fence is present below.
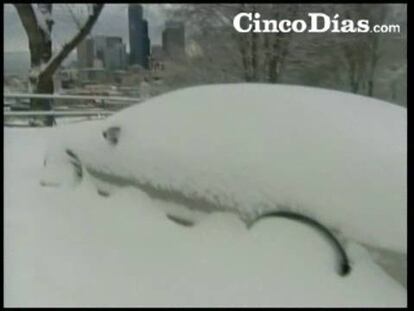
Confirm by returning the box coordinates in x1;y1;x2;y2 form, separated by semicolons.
4;93;141;127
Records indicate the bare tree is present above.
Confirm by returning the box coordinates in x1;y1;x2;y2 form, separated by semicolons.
171;4;297;83
263;4;299;83
13;3;104;126
162;3;405;106
366;5;387;97
333;4;390;96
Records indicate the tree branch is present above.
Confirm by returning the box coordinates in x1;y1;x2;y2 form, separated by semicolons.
40;4;104;79
65;4;83;30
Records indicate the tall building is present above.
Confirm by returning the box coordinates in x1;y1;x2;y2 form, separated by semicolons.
128;4;151;69
162;21;185;59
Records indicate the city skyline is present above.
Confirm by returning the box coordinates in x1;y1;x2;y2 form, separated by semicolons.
5;4;187;75
76;4;186;71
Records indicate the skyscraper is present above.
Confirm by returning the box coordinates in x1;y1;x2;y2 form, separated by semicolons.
128;4;151;69
162;21;185;59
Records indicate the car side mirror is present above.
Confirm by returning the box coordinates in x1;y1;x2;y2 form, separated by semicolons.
103;126;121;145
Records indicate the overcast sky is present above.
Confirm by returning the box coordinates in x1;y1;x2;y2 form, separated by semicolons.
4;4;170;53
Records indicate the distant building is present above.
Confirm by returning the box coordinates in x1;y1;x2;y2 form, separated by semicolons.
56;68;78;89
93;36;127;71
77;36;127;71
77;38;94;68
162;21;185;59
149;45;165;72
151;45;165;60
78;68;108;84
107;39;127;71
128;4;151;69
93;36;109;68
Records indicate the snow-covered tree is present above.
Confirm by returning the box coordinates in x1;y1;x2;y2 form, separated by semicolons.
13;3;104;126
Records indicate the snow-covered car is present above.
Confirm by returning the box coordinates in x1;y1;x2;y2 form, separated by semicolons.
40;84;406;283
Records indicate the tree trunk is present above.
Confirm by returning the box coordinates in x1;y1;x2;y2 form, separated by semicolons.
367;36;379;97
268;39;280;83
351;81;359;94
15;3;55;126
238;34;252;82
250;6;259;81
238;3;252;82
367;80;374;97
251;32;259;81
34;74;55;126
29;25;55;126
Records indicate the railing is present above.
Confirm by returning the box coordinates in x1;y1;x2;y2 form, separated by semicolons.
4;93;141;104
4;93;141;127
5;110;114;117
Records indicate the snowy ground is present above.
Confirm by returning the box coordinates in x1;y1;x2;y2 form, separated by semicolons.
4;127;406;307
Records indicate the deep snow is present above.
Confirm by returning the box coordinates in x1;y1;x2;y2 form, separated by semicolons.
4;128;407;306
5;84;407;306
